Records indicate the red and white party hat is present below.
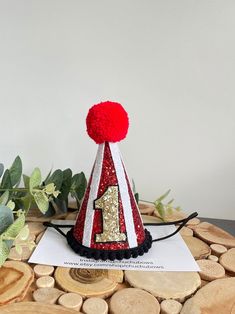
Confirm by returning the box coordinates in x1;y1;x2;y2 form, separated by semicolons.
67;101;152;260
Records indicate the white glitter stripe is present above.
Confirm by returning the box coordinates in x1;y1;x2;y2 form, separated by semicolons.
109;142;137;248
82;143;104;247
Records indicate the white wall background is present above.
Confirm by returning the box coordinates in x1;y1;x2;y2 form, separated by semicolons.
0;0;234;219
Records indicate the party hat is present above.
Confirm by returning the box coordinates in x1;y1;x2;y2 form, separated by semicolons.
67;101;152;260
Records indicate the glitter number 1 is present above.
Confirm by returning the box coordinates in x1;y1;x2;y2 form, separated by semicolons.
95;186;127;243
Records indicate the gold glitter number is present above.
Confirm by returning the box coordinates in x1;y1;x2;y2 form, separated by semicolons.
95;186;126;243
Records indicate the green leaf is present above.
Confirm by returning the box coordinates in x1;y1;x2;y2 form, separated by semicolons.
155;189;171;204
29;168;41;193
134;192;139;204
15;243;22;255
59;169;72;201
156;203;165;221
1;169;12;189
45;169;63;190
0;163;4;178
3;211;25;238
0;190;9;205
9;156;22;186
0;204;14;234
71;172;87;200
6;200;15;210
16;225;29;241
23;174;30;189
33;191;49;214
0;238;10;266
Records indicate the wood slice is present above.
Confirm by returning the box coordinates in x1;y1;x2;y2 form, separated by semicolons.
107;270;123;283
0;261;34;305
27;222;46;236
186;217;201;226
82;297;108;314
58;292;83;311
0;301;82;313
36;275;55;288
34;264;54;278
208;255;219;262
109;288;160;314
160;299;182;314
210;243;228;256
138;203;155;215
179;226;193;237
219;248;235;274
182;236;211;260
35;231;45;244
141;215;162;224
7;246;34;261
33;287;64;304
194;222;235;248
181;277;235;314
125;271;201;302
197;259;225;281
55;267;118;298
153;209;186;222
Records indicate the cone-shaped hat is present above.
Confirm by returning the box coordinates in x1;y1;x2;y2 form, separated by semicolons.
67;101;152;260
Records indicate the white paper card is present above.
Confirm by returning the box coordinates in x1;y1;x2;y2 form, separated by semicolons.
29;221;200;272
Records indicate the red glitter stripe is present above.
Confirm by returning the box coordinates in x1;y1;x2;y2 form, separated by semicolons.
90;142;129;250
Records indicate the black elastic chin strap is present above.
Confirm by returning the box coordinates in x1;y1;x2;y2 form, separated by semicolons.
144;211;198;242
44;211;198;243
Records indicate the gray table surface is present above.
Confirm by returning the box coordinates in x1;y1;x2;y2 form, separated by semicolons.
200;217;235;236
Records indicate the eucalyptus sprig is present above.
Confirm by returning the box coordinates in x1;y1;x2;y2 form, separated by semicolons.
140;190;181;221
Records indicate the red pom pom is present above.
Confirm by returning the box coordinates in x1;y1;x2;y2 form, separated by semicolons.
86;101;129;144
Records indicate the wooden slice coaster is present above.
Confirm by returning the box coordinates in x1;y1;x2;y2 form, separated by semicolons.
197;259;225;281
0;301;82;313
125;271;201;302
58;292;83;311
160;299;182;314
208;255;219;262
141;214;162;224
210;243;228;257
153;209;186;222
27;222;46;236
194;222;235;248
181;277;235;314
186;217;201;226
109;288;160;314
0;261;34;305
182;236;211;260
55;267;118;298
179;226;193;237
36;276;55;288
219;248;235;274
107;270;123;283
138;203;155;215
35;231;45;244
82;297;108;314
34;264;55;278
33;287;64;304
8;246;34;261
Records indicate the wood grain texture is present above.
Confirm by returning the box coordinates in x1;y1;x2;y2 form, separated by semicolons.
0;261;34;305
125;270;201;302
109;288;160;314
181;278;235;314
194;222;235;248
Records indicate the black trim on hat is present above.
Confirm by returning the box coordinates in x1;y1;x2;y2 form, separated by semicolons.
66;228;152;261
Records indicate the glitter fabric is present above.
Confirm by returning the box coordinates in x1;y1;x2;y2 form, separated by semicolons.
73;172;93;243
95;186;127;243
90;142;129;250
125;169;146;244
